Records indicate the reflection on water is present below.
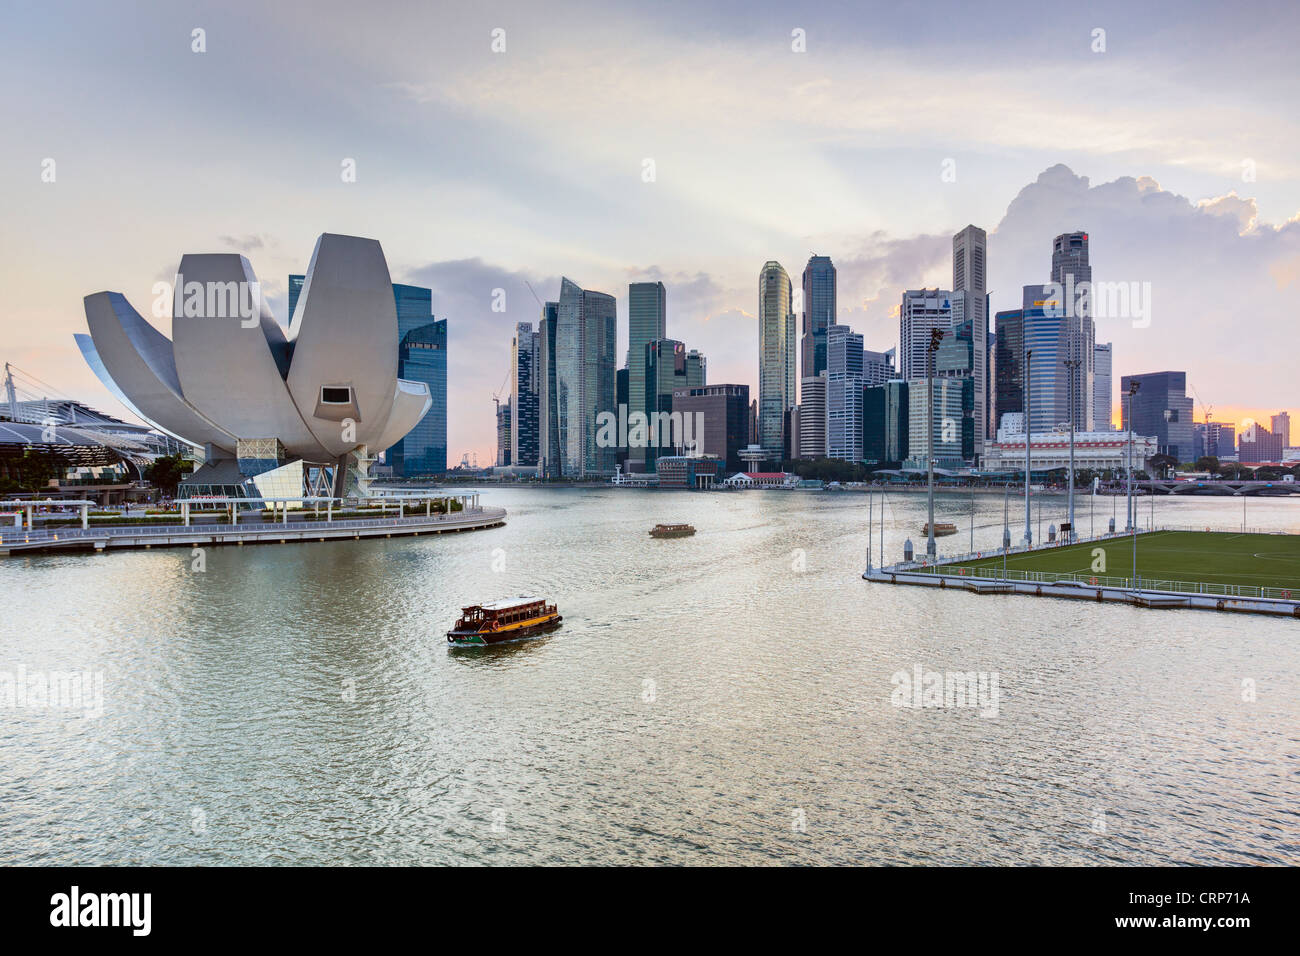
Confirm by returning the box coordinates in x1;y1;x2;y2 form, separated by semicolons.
0;488;1296;865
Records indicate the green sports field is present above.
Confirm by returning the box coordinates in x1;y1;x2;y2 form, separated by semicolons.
938;530;1300;593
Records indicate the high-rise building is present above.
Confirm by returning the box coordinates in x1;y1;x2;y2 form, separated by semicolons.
1271;412;1291;449
1119;371;1195;461
510;322;540;468
1094;342;1113;430
936;320;976;461
1051;231;1095;431
671;384;750;472
495;402;511;467
537;301;560;476
641;340;708;468
1022;285;1070;434
827;324;864;462
863;348;895;387
797;372;827;459
547;278;616;477
287;274;306;323
800;255;836;379
627;281;666;438
863;381;910;465
906;377;967;469
898;290;955;381
952;226;988;452
758;261;797;458
388;283;446;476
1210;422;1236;458
1240;423;1284;462
685;349;706;389
290;276;447;476
994;309;1024;434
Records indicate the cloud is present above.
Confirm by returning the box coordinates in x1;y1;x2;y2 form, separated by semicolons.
985;164;1300;411
218;234;272;253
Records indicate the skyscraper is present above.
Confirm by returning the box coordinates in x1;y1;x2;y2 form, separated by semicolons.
495;402;511;467
1022;285;1070;433
1119;371;1194;461
510;322;540;468
1051;231;1095;431
935;320;976;461
670;384;750;472
551;278;617;477
798;372;827;459
826;324;864;462
537;301;560;476
1240;423;1283;462
627;281;666;438
952;226;988;453
898;290;954;381
907;378;967;468
863;380;910;465
800;255;836;379
388;283;446;476
1094;342;1113;430
863;348;895;387
758;261;796;458
994;309;1024;433
1271;411;1291;449
1207;422;1236;459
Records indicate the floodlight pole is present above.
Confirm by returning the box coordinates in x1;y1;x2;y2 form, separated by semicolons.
1002;482;1009;582
1024;347;1033;546
926;328;943;558
867;490;873;572
1064;357;1081;542
1127;381;1141;590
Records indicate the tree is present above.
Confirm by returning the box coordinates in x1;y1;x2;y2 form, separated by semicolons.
143;454;194;497
1148;453;1178;478
9;449;58;494
1194;455;1219;473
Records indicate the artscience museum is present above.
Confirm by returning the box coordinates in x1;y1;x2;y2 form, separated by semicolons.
77;233;432;500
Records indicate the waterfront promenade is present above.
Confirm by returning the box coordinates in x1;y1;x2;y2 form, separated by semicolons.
0;506;506;555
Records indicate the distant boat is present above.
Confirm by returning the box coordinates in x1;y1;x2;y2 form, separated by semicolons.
447;598;562;646
922;522;958;537
649;523;696;538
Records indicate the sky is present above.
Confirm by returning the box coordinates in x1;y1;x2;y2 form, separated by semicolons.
3;0;1299;464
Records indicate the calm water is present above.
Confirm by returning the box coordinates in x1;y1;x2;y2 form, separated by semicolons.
1;488;1297;865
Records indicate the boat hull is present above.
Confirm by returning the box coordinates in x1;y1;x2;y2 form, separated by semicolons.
446;615;563;646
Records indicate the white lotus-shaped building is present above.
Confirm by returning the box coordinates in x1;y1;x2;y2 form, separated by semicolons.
77;233;431;498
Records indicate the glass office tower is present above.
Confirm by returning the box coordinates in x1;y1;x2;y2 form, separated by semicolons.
389;283;446;475
800;255;836;379
555;278;616;477
759;261;796;459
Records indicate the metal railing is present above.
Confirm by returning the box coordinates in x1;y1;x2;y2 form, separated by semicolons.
903;564;1295;602
0;507;503;546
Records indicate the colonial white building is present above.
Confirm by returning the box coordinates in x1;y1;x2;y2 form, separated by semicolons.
984;426;1157;472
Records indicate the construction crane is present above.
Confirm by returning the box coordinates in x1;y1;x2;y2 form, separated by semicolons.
1190;384;1213;425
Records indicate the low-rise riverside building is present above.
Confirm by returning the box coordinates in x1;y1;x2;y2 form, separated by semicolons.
983;426;1157;472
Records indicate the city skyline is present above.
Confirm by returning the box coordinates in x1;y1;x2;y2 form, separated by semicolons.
4;2;1299;465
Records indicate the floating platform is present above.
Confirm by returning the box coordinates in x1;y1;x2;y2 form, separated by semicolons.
865;529;1300;619
864;565;1300;618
